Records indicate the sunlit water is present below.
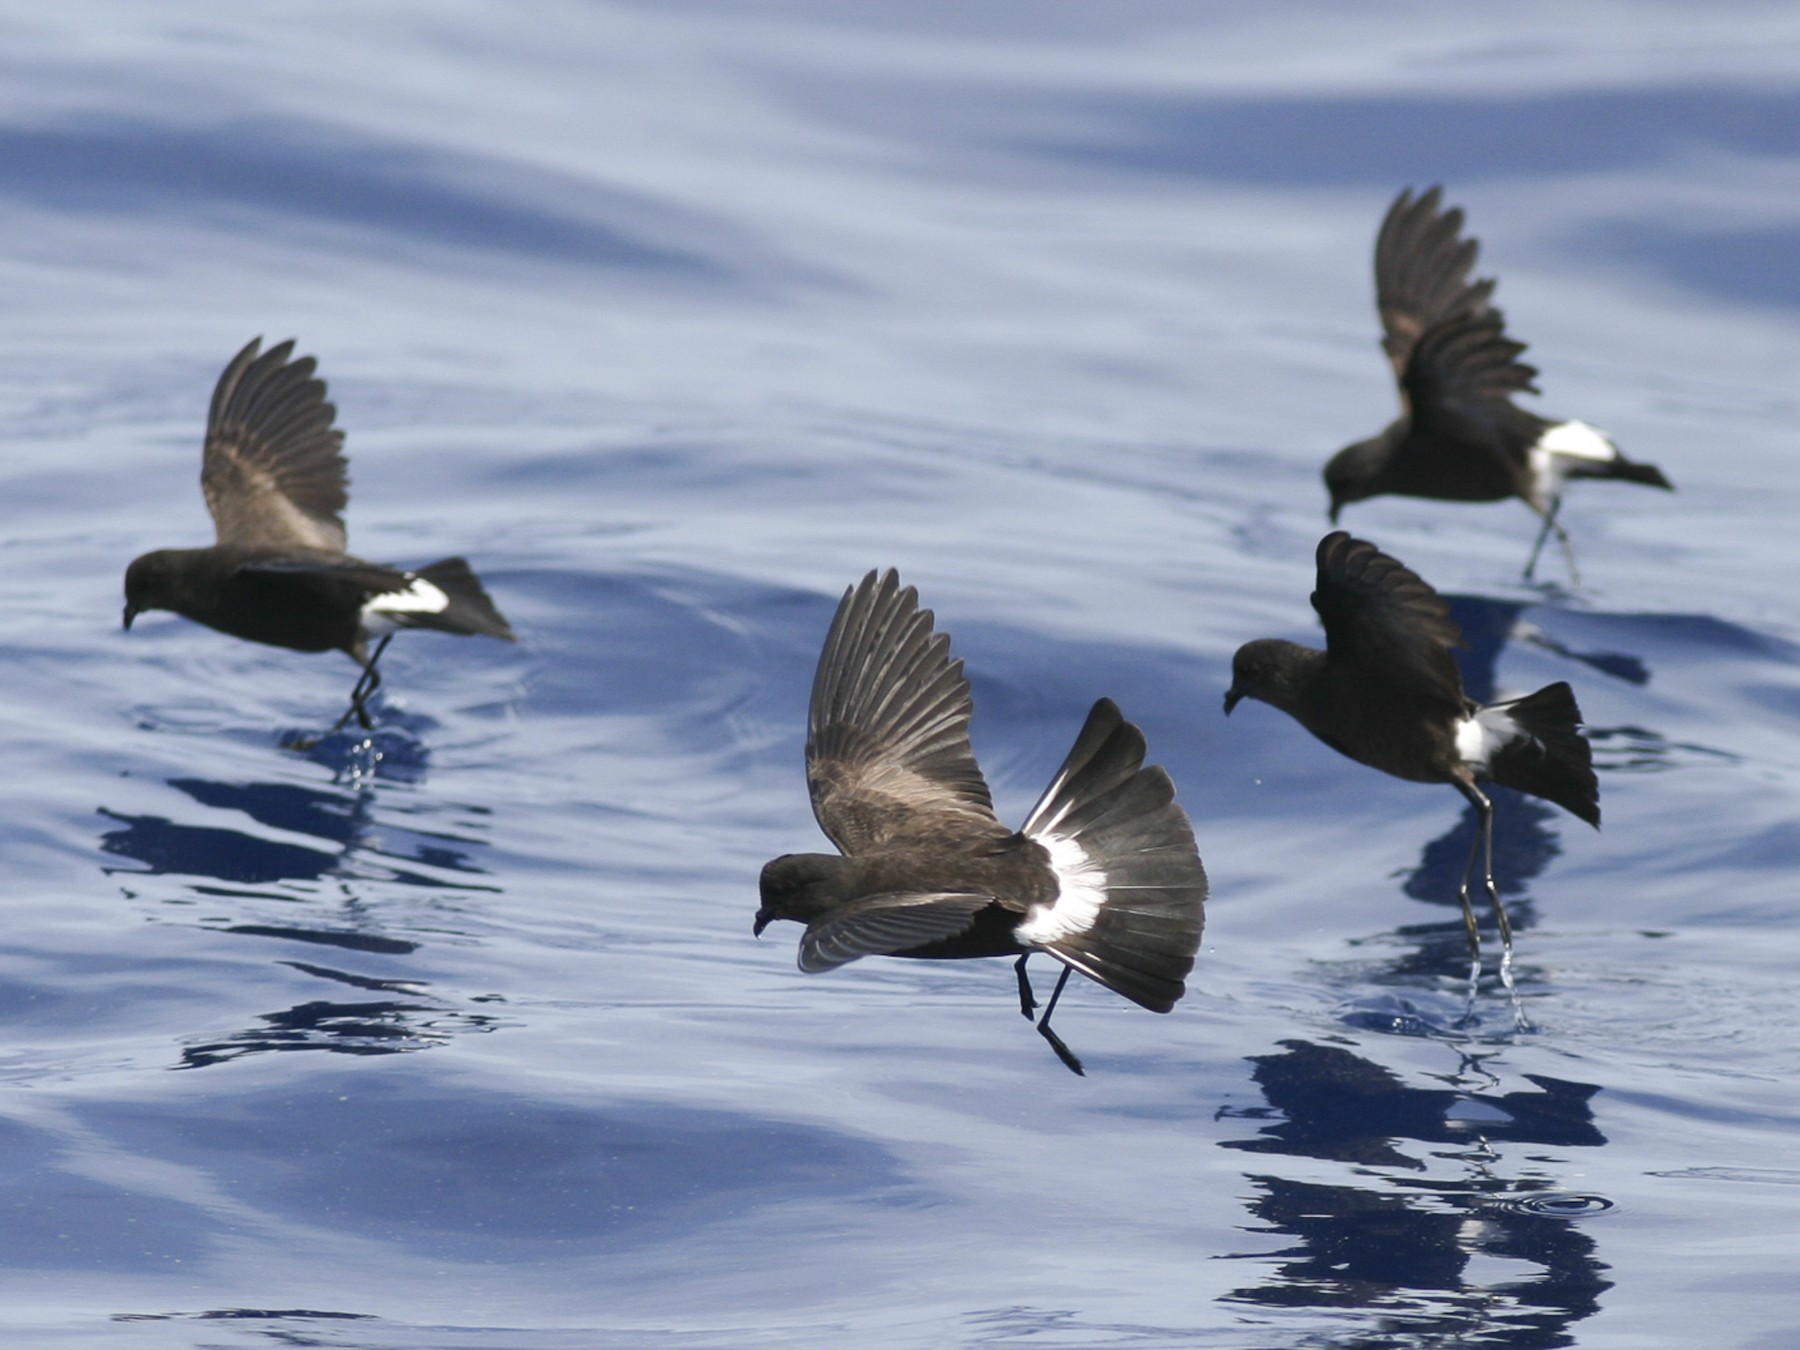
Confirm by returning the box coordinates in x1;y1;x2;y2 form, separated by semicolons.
2;4;1798;1346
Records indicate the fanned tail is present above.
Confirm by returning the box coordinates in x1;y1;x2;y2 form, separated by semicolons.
1484;681;1600;827
1017;699;1207;1013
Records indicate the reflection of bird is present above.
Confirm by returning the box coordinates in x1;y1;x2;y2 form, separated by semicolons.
1324;187;1672;583
1225;532;1599;954
1228;1038;1607;1162
98;776;496;891
756;569;1207;1074
123;338;514;729
1222;1040;1611;1341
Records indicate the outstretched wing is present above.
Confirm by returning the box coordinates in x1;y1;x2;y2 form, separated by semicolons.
1312;532;1465;713
806;569;1006;856
1375;188;1547;464
798;891;997;972
202;337;349;553
1401;309;1545;468
1376;185;1497;379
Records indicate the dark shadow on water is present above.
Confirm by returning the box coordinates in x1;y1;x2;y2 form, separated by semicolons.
1221;1039;1612;1345
175;960;503;1069
98;805;344;887
1226;1039;1605;1162
1404;790;1560;912
98;766;503;1068
99;773;495;893
1443;594;1651;705
169;954;505;1071
284;717;437;785
1343;786;1557;1002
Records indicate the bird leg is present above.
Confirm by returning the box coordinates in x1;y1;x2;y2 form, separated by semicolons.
1523;496;1580;587
1453;779;1530;1027
1452;784;1488;959
1473;790;1530;1028
333;635;393;732
1034;963;1085;1076
1452;779;1513;955
1013;953;1037;1018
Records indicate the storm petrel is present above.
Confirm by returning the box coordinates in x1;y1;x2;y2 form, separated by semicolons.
1324;186;1672;584
756;569;1207;1074
122;337;514;729
1225;532;1599;956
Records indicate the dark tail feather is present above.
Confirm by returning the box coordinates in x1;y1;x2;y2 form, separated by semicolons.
1020;699;1208;1013
1570;454;1673;490
415;557;516;641
1611;456;1673;490
1485;681;1600;827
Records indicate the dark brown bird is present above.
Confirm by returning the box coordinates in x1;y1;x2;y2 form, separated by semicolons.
123;338;514;730
756;569;1207;1074
1225;532;1599;956
1324;186;1672;584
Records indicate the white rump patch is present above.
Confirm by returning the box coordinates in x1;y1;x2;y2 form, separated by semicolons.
1536;420;1617;462
1529;419;1617;494
361;574;450;635
1014;833;1108;945
1455;705;1528;770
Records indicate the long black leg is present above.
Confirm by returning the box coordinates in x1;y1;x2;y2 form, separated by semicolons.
1454;778;1528;1027
1034;964;1084;1076
1478;799;1514;954
1523;496;1579;587
1453;778;1513;952
1013;953;1036;1018
1472;788;1529;1027
1523;501;1556;582
1452;779;1492;959
332;635;393;732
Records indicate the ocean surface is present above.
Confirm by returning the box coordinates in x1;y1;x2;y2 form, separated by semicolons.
3;3;1798;1346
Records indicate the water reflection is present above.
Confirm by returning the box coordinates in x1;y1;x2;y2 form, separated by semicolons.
1398;791;1558;955
1442;595;1650;703
97;768;501;1068
98;775;497;895
1223;1039;1612;1344
177;961;502;1069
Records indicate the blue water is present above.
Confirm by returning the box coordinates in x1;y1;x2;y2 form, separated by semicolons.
4;4;1799;1345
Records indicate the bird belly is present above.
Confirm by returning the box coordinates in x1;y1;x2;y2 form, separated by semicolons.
1303;682;1462;786
197;572;362;653
861;845;1052;960
1385;433;1521;502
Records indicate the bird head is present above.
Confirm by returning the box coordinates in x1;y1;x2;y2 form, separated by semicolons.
1323;434;1389;522
1224;639;1311;716
122;551;182;629
756;852;846;933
